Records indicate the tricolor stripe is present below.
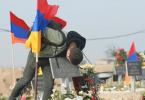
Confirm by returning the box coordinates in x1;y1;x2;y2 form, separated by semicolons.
10;11;30;44
10;33;27;44
32;0;59;33
10;22;28;39
127;41;136;57
127;41;138;61
25;0;59;53
10;11;29;30
127;52;138;61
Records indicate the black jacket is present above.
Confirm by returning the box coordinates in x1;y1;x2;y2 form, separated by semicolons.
56;31;86;57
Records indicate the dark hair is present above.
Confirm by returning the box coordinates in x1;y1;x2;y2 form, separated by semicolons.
69;47;83;65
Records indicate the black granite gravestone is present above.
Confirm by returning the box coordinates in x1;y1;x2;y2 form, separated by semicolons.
136;68;145;80
31;75;44;91
115;66;126;75
49;57;81;78
126;61;142;76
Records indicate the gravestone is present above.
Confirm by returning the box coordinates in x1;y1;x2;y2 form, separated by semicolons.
115;66;126;84
49;57;81;94
126;61;142;92
136;68;145;87
136;68;145;80
113;75;118;81
126;61;142;76
49;57;81;78
115;66;126;75
31;75;44;91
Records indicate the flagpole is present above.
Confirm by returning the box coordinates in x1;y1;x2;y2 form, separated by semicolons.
34;53;38;100
10;35;16;86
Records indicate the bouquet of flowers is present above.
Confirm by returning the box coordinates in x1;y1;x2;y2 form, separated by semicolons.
78;90;97;100
138;52;145;67
79;64;95;77
138;52;145;61
48;84;80;100
0;94;7;100
20;88;34;100
115;48;127;66
48;83;98;100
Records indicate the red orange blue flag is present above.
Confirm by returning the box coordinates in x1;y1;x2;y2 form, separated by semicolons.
10;11;30;44
25;0;59;53
127;41;138;61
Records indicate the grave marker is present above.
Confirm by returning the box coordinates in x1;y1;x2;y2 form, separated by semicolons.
136;68;145;87
126;61;142;92
115;66;126;84
31;75;44;91
126;61;142;76
49;57;81;78
115;66;126;75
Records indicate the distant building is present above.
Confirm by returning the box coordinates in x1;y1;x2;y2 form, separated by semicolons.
96;58;114;65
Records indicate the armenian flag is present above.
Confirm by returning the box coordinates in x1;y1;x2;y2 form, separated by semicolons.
125;41;138;84
25;0;59;53
10;11;30;44
127;41;138;61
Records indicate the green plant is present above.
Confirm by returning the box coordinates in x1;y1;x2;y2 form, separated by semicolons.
108;89;111;92
48;85;77;100
137;52;145;61
142;91;145;98
115;48;127;66
105;44;119;58
79;64;95;76
0;96;7;100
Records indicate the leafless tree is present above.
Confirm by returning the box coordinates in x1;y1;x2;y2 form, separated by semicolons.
105;44;120;59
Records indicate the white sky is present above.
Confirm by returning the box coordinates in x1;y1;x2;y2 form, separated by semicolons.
0;0;145;68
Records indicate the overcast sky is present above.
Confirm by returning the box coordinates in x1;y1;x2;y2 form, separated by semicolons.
0;0;145;68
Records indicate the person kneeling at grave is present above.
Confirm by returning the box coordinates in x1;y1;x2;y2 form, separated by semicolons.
8;20;86;100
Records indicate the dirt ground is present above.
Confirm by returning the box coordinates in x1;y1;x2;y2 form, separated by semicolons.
0;66;144;100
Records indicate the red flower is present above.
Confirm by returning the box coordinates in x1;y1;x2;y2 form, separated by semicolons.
20;95;26;100
85;78;93;83
116;56;120;59
120;57;124;60
137;56;140;61
91;88;98;92
139;98;144;100
117;53;120;56
119;48;123;51
91;97;96;100
118;63;121;66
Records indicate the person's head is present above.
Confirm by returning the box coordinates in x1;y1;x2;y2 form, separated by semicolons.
67;47;83;65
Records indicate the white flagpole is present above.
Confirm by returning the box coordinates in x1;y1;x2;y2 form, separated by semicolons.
10;35;16;86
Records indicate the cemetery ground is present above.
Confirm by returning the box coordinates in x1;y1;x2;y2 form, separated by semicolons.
0;64;145;100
